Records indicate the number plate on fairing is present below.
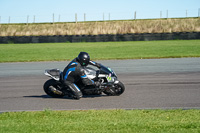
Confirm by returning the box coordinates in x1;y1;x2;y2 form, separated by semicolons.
106;75;115;82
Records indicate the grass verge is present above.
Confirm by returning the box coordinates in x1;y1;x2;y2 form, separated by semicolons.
0;18;199;36
0;109;200;133
0;40;200;62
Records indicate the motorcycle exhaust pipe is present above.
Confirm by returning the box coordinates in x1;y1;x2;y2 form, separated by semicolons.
49;86;63;95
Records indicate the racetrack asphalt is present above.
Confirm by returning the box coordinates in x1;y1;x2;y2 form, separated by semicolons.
0;58;200;112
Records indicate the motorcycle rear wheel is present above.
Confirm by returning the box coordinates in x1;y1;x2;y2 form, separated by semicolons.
43;79;64;98
103;81;125;96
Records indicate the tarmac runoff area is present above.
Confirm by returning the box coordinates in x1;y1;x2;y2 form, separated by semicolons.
0;58;200;112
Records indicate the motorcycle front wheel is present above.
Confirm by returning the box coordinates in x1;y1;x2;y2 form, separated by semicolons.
103;81;125;96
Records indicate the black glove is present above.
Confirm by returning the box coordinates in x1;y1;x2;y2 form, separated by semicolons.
96;63;101;69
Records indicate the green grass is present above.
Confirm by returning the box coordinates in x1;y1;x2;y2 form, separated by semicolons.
0;40;200;62
0;109;200;133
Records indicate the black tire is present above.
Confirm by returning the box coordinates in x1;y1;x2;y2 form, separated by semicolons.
103;81;125;96
43;79;64;98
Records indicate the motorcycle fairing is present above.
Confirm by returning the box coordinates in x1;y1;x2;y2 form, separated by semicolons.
44;69;61;81
84;67;97;79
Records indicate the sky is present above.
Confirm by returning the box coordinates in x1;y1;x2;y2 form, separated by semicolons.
0;0;199;23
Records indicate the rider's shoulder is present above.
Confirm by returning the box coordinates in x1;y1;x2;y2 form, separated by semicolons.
68;58;79;66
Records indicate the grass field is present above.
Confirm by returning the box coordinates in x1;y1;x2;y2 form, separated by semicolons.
0;18;199;36
0;40;200;132
0;40;200;62
0;109;200;133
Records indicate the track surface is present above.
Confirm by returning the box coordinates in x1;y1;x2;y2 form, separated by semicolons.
0;58;200;112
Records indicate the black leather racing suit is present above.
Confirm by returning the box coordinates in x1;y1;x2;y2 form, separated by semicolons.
63;58;100;98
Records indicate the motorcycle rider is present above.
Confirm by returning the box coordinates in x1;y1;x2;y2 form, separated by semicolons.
63;52;101;99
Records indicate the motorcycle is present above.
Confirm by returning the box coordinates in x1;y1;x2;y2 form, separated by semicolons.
43;64;125;99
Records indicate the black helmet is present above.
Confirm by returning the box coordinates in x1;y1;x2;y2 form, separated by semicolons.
77;52;90;66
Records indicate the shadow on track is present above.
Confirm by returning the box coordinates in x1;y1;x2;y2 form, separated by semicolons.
24;95;52;99
23;94;109;99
